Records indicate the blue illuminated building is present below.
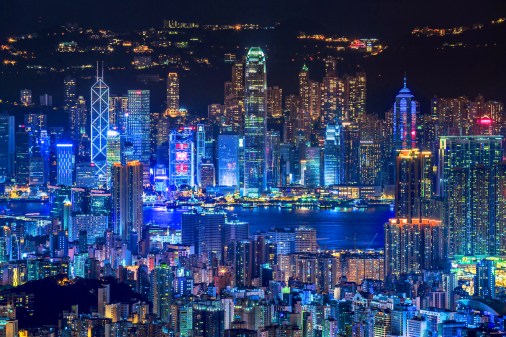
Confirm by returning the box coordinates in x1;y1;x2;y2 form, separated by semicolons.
56;143;74;186
90;67;109;185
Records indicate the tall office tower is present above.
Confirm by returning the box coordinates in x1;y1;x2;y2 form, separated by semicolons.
150;263;172;322
109;96;128;131
223;218;249;247
224;100;243;133
267;86;283;118
496;162;506;255
56;144;74;186
127;90;150;185
196;124;206;186
392;76;418;152
63;76;76;111
438;136;504;256
218;133;240;187
208;103;225;125
321;76;345;126
295;226;317;253
309;80;321;122
324;124;340;186
359;141;382;185
395;149;432;219
0;113;15;183
475;259;496;299
168;127;194;188
90;67;110;185
20;89;32;106
75;96;90;160
344;72;366;122
231;61;244;101
303;147;321;188
15;132;30;185
166;72;179;112
266;131;281;189
339;121;360;185
284;94;301;143
111;161;143;242
235;240;254;287
299;64;310;114
243;47;267;196
384;218;443;276
106;130;121;187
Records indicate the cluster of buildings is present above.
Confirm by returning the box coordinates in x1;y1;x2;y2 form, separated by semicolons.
0;45;505;336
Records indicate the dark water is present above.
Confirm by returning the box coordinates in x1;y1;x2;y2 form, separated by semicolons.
1;202;393;250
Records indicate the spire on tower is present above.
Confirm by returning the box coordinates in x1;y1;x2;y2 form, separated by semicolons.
403;72;407;89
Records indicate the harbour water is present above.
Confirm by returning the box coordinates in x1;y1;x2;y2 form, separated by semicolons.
1;202;393;250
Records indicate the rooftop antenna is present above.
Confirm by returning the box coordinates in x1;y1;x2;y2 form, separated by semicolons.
403;71;407;89
96;61;99;80
101;61;104;79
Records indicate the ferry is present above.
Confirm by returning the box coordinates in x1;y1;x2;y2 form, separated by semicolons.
279;202;293;209
353;199;369;209
242;203;257;209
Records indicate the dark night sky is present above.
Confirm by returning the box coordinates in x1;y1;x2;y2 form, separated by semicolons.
1;0;504;41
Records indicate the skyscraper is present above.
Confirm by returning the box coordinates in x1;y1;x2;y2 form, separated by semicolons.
266;131;281;189
20;89;32;106
217;133;240;187
339;121;360;185
267;86;283;118
392;76;418;152
168;127;194;188
56;144;74;186
0;112;15;183
324;124;340;186
90;66;110;185
126;90;150;185
111;161;143;242
243;47;267;196
150;263;172;322
384;218;443;276
63;75;77;111
438;135;504;256
344;72;366;122
166;72;179;112
395;149;432;220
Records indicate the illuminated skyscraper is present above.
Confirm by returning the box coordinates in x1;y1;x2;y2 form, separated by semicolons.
150;263;172;322
392;76;418;151
339;121;360;185
243;47;267;196
0;112;15;183
438;135;504;256
384;218;443;276
166;72;179;111
495;162;506;255
90;66;109;185
295;226;317;254
321;75;345;126
267;86;283;118
324;124;340;186
63;76;76;111
359;140;382;185
111;161;143;242
168;127;194;188
344;72;366;122
126;90;150;185
303;147;321;188
218;133;240;187
266;131;281;189
395;149;432;220
56;144;74;186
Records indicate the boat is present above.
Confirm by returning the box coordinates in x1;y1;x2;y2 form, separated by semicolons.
353;199;369;209
279;202;293;209
242;203;257;209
